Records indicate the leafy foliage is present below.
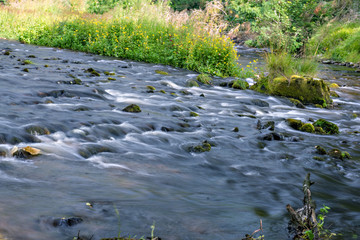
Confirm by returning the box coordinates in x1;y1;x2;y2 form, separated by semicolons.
226;0;341;53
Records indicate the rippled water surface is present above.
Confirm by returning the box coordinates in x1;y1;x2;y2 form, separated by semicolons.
0;40;359;240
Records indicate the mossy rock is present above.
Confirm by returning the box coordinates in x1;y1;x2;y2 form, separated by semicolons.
155;70;169;75
300;123;315;133
122;104;141;113
330;91;340;98
190;112;199;117
0;150;6;157
315;145;327;155
196;73;212;85
314;126;326;134
146;85;156;93
252;75;331;106
25;125;50;135
186;80;199;87
329;83;339;88
85;68;101;76
107;77;116;81
328;149;351;160
289;98;305;109
313;119;339;134
286;118;304;130
233;127;239;132
22;68;29;72
159;90;166;94
232;79;249;90
22;60;33;65
191;141;211;153
104;71;116;75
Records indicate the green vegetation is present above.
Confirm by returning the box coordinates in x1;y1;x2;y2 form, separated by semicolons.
307;21;360;63
0;0;243;77
264;51;318;79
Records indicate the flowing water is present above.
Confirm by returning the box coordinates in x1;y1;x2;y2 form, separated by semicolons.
0;39;359;240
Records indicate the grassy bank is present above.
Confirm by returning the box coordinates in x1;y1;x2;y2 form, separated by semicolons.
0;0;241;77
307;21;360;63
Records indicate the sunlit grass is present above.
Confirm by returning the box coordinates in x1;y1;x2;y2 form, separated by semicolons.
0;0;245;77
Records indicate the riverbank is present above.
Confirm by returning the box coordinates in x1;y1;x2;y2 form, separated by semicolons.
0;0;242;77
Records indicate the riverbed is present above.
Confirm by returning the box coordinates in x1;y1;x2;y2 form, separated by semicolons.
0;39;359;240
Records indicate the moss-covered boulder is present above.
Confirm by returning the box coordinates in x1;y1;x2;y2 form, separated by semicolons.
313;119;339;134
300;123;315;133
122;104;141;113
289;98;305;109
252;75;331;106
286;118;304;130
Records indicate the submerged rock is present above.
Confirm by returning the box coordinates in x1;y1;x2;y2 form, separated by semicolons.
315;145;327;155
189;111;199;117
85;68;101;76
186;80;199;87
262;132;284;141
155;70;169;75
25;125;50;135
52;217;83;227
122;104;141;113
252;75;331;106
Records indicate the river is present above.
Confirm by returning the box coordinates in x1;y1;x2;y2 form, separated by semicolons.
0;39;359;240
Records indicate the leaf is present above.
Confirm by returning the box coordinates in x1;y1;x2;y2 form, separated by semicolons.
23;146;41;156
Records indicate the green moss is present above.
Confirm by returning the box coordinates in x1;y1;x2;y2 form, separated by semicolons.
44;64;49;67
253;75;331;105
300;123;315;133
313;156;325;161
328;149;351;160
330;91;339;98
104;71;116;75
155;70;169;75
108;77;116;81
186;80;199;87
22;59;33;65
233;127;239;132
196;73;212;85
73;78;82;85
329;83;339;88
22;68;29;72
314;126;326;134
289;98;305;108
85;68;101;76
232;79;249;90
192;141;211;153
122;104;141;113
313;119;339;134
286;118;304;130
146;85;156;91
190;111;199;117
159;90;166;94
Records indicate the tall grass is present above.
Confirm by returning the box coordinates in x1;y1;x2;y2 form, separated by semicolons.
265;51;318;79
0;0;242;77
